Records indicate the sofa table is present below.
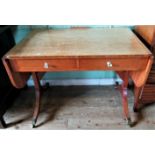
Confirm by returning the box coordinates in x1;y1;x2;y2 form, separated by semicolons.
2;28;153;127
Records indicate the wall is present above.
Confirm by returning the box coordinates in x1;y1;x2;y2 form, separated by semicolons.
12;25;133;85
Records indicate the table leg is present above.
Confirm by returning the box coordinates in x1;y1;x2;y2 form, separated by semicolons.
117;72;132;126
133;86;143;112
32;72;41;128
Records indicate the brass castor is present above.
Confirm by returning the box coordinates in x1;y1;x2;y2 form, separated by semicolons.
133;106;139;113
127;118;133;127
32;119;36;128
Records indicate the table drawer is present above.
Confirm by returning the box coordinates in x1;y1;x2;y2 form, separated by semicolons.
10;59;78;72
79;58;148;71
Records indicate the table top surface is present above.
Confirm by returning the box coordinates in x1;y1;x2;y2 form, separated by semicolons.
6;28;151;59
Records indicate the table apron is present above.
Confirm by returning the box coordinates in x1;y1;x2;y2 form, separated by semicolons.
9;57;149;72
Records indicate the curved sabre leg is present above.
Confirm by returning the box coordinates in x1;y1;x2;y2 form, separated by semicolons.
121;85;132;126
133;86;143;112
32;72;41;128
117;71;133;127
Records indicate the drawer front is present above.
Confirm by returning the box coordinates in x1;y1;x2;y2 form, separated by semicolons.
10;59;78;72
79;58;148;71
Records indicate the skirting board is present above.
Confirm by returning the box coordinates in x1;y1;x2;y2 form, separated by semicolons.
27;78;122;86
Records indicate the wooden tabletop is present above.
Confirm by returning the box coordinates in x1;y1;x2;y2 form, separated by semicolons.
6;28;151;59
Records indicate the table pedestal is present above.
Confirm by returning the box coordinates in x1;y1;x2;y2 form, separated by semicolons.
31;71;136;127
32;72;41;128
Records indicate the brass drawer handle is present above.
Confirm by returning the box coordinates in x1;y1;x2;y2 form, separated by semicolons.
44;62;57;69
107;61;113;67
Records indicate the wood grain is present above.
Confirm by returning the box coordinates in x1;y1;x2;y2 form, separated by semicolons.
10;59;78;72
5;28;151;59
79;57;148;71
130;56;153;87
135;26;155;45
9;57;149;72
134;26;155;106
2;57;30;88
2;27;154;126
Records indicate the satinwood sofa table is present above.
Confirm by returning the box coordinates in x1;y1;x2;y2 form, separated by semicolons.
2;28;153;127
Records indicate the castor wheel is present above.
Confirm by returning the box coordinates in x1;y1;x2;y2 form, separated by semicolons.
32;124;35;128
127;118;133;127
133;106;139;113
